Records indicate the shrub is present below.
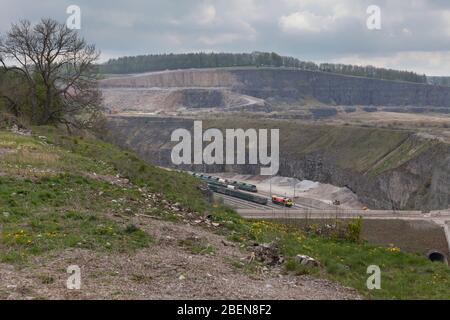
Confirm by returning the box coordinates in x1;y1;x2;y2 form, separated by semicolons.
346;216;363;242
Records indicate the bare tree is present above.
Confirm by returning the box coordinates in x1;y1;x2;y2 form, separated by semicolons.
0;18;103;128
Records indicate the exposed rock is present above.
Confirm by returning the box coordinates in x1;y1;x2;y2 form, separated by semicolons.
294;255;321;268
10;124;31;136
252;240;284;266
231;68;450;108
100;68;450;108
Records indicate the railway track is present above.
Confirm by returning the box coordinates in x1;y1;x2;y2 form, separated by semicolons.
254;189;323;210
215;191;318;212
199;172;335;211
227;188;320;210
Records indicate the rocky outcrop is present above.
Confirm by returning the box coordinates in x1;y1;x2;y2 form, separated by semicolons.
100;69;235;88
230;69;450;108
182;89;225;108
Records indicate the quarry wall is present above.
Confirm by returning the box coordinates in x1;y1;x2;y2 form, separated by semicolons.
105;116;450;211
101;68;450;108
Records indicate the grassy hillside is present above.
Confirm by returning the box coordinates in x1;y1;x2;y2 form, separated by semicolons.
0;126;449;299
0;127;207;263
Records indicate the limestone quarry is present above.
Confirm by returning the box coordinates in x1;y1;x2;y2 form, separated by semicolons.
101;67;450;116
98;66;450;261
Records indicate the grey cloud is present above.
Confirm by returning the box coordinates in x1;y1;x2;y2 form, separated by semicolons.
1;0;449;74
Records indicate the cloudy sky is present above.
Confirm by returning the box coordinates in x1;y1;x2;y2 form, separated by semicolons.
1;0;450;75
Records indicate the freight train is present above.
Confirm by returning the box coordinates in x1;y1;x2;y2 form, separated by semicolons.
191;173;258;192
191;172;266;205
229;181;257;192
207;184;268;205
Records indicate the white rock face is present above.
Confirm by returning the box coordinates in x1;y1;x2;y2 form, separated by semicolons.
294;254;321;268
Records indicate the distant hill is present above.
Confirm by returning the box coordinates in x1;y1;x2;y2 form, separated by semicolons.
99;51;427;84
428;76;450;87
